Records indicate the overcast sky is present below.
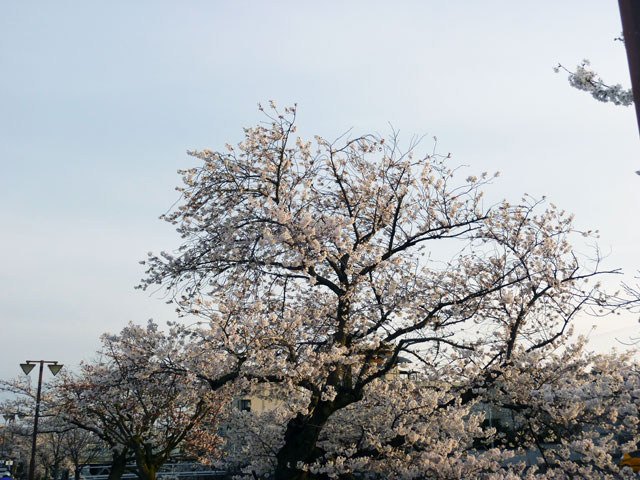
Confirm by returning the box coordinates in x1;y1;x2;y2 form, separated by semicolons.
1;1;639;383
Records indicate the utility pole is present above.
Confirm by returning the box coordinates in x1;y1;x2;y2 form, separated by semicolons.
618;0;640;137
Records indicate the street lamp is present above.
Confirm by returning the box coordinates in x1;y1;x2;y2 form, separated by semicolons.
20;360;63;480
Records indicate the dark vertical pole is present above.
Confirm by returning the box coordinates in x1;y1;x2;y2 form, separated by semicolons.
28;361;44;480
618;0;640;136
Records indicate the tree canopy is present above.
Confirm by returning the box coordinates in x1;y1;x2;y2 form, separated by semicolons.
54;322;224;480
140;104;636;479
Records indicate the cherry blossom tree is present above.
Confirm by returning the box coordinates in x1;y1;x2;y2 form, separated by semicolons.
478;341;640;479
62;428;107;480
0;399;32;479
140;104;635;479
36;428;69;480
218;338;640;479
1;376;66;480
54;321;225;480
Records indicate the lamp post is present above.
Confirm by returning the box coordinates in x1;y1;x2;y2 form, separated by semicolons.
20;360;63;480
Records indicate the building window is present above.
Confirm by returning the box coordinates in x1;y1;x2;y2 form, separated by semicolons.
239;399;251;412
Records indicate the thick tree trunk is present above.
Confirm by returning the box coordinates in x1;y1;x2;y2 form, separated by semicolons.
134;461;158;480
107;449;128;480
133;444;165;480
273;390;361;480
274;413;326;480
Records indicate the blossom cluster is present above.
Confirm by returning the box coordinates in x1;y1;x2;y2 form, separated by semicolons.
555;60;633;106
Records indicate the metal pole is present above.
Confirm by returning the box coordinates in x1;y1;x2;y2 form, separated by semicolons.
28;361;44;480
618;0;640;137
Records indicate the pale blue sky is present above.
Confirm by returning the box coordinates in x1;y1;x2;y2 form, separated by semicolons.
1;1;639;382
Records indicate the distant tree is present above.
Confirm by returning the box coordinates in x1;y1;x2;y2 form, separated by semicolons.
36;429;68;480
54;322;225;480
61;428;106;480
0;398;32;480
1;377;64;480
140;104;637;479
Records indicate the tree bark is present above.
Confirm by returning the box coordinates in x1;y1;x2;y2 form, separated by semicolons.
273;390;361;480
274;412;329;480
133;444;165;480
107;449;128;480
134;461;157;480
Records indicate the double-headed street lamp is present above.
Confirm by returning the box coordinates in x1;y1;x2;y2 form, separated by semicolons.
20;360;63;480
